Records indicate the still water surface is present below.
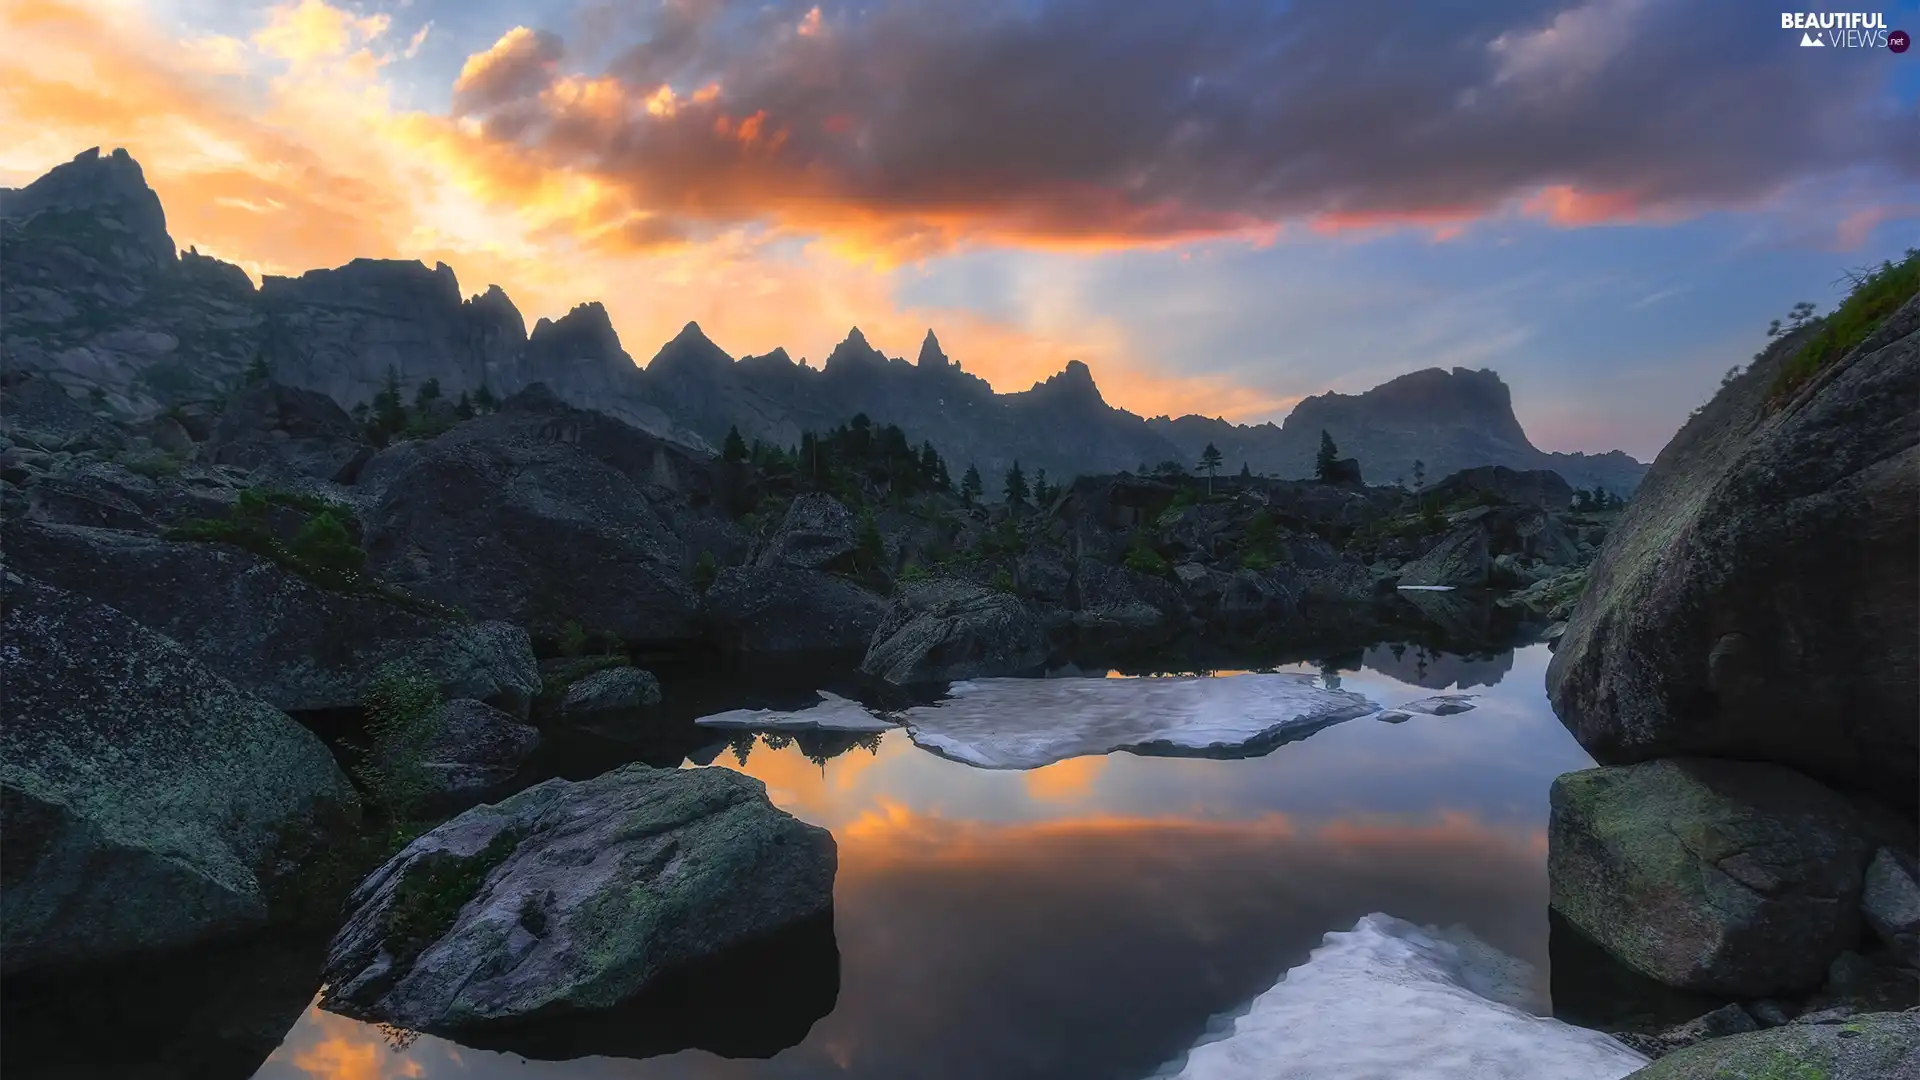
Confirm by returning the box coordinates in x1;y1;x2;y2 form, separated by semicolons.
242;642;1596;1080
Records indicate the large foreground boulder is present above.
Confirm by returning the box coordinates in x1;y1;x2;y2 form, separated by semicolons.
1621;1011;1920;1079
1546;298;1920;806
862;577;1051;685
704;565;887;653
3;519;539;713
320;764;835;1033
1548;759;1878;997
1;573;357;974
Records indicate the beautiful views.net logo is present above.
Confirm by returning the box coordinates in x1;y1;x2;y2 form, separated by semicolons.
1781;11;1908;50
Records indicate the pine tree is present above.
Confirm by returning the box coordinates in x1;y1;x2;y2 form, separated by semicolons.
454;391;475;420
1411;459;1426;491
414;377;442;410
722;425;749;463
473;384;497;413
1239;462;1252;480
244;353;270;385
1032;468;1052;505
919;441;941;484
1003;461;1029;505
961;463;983;504
1199;442;1223;494
1315;430;1340;482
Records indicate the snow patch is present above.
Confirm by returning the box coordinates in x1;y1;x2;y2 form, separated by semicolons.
1397;584;1458;592
899;672;1379;770
694;691;896;733
1378;694;1479;722
1150;914;1647;1080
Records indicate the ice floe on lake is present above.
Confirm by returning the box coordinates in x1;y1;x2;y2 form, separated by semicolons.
694;691;897;733
1375;693;1479;723
1151;914;1648;1080
897;672;1380;769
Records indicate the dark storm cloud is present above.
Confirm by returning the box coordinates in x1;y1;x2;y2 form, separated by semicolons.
451;0;1918;249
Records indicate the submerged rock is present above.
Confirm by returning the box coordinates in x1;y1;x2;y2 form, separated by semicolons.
1619;1011;1919;1079
900;672;1378;769
1158;914;1648;1080
320;764;835;1034
1546;297;1920;806
3;519;540;713
1548;758;1876;997
1610;1003;1759;1059
1;573;357;974
862;577;1051;686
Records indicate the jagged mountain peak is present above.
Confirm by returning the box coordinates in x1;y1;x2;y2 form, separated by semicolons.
647;319;734;374
528;301;626;362
1024;359;1105;406
2;146;174;270
917;329;950;368
825;326;888;371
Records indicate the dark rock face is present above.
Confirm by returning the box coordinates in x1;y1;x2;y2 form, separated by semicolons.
1862;848;1920;968
356;396;702;645
417;700;541;801
1546;298;1920;807
863;578;1052;685
2;149;261;415
560;667;663;714
205;381;372;482
758;493;859;570
1548;759;1879;997
1425;465;1575;510
0;373;128;451
3;519;540;713
1618;1011;1920;1080
705;565;887;653
1;572;357;974
320;765;836;1034
1611;1003;1760;1060
1398;522;1491;588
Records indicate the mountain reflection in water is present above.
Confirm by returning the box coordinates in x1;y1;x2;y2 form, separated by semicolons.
221;643;1598;1080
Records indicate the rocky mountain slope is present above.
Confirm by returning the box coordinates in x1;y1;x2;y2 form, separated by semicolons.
2;146;1646;493
1150;367;1648;495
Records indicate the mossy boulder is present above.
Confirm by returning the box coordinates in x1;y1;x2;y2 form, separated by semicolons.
1549;759;1878;997
1;572;357;974
1620;1011;1920;1079
319;764;836;1033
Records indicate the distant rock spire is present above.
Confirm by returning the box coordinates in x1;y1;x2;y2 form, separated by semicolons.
917;329;950;368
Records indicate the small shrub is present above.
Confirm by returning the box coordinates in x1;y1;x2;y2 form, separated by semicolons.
558;619;590;658
898;562;930;583
1239;550;1272;571
290;510;365;577
1771;249;1920;400
117;449;183;478
383;826;522;967
991;569;1017;594
692;550;718;593
1124;533;1168;575
351;662;444;819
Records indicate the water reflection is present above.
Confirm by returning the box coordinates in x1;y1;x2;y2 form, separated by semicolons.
240;643;1593;1080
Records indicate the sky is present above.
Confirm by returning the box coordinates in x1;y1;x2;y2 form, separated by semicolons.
2;0;1916;460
